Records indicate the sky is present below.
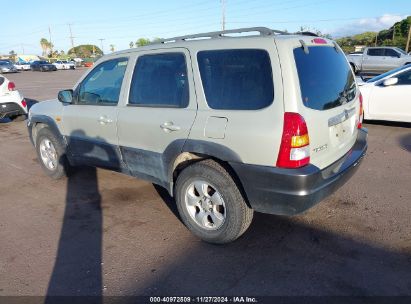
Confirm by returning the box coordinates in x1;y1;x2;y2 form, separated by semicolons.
1;0;410;55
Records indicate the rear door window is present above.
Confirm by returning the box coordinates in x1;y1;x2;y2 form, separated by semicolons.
197;49;274;110
367;48;384;56
129;53;189;108
294;46;356;110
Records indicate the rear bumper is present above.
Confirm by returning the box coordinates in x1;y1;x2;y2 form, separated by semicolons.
0;102;26;118
230;128;368;216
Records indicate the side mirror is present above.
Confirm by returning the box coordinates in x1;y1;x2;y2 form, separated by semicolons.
58;89;73;104
382;78;398;87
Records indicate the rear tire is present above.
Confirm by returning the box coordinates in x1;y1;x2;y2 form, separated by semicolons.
175;159;253;244
35;127;69;179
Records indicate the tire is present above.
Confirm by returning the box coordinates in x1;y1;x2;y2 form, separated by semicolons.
35;127;69;179
175;159;253;244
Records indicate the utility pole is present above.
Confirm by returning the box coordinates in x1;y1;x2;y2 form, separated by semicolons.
21;44;25;54
221;0;226;31
406;24;411;53
68;23;75;50
48;26;53;55
98;38;105;54
392;24;395;41
374;32;378;47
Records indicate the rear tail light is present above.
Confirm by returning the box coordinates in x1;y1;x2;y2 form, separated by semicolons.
276;112;310;168
358;93;363;129
21;99;27;108
8;82;16;91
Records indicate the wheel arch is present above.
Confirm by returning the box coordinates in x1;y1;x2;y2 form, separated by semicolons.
165;141;251;207
29;115;66;150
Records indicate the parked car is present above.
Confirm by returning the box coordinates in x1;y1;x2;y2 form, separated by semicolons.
347;47;411;74
14;62;31;71
53;60;75;70
83;61;93;68
359;64;411;123
0;75;27;120
30;61;57;72
27;27;367;243
0;61;18;73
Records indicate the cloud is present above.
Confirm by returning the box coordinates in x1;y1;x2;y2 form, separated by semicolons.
330;14;407;37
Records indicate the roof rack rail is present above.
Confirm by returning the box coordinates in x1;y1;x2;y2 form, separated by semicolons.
153;27;287;44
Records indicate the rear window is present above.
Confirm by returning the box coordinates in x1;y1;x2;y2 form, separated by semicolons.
197;49;274;110
0;77;4;86
294;46;356;111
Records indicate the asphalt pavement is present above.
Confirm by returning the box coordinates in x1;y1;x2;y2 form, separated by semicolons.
0;69;410;297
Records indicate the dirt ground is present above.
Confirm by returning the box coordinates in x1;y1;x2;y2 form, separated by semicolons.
0;70;410;297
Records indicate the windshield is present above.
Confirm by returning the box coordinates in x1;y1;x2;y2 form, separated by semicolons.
395;48;407;55
366;65;407;83
294;46;356;110
39;61;49;64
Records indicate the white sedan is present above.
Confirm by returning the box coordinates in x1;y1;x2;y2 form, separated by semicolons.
14;62;31;71
0;75;27;121
53;60;75;70
359;64;411;123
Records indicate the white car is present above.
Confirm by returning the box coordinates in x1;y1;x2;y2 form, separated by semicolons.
359;64;411;123
0;75;27;120
53;60;75;70
14;62;31;71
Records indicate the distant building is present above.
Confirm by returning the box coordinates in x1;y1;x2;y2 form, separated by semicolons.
354;46;366;52
15;54;40;63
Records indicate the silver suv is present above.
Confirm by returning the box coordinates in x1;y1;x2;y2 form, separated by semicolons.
27;28;367;244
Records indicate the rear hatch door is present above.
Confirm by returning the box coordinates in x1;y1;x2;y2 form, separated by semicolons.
292;41;361;169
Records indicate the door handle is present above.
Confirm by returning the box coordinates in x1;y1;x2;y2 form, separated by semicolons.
98;116;113;125
160;121;181;132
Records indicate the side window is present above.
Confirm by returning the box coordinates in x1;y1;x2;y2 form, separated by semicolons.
384;49;400;58
197;49;274;110
397;70;411;85
129;53;189;108
77;58;128;105
367;49;384;56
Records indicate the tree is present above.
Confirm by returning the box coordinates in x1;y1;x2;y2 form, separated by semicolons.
9;50;16;61
136;38;150;47
40;38;50;57
336;16;411;52
129;41;134;48
109;44;115;52
68;45;103;58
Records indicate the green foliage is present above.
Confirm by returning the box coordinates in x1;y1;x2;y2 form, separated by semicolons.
68;45;103;58
129;41;134;48
136;38;151;47
337;16;410;52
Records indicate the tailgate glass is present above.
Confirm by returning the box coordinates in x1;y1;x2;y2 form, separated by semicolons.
294;46;356;110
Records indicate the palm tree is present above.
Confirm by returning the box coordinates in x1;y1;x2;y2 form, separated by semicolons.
109;44;115;52
129;41;134;48
40;38;49;57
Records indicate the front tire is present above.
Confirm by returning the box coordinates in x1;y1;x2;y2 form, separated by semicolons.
175;159;253;244
35;127;69;179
